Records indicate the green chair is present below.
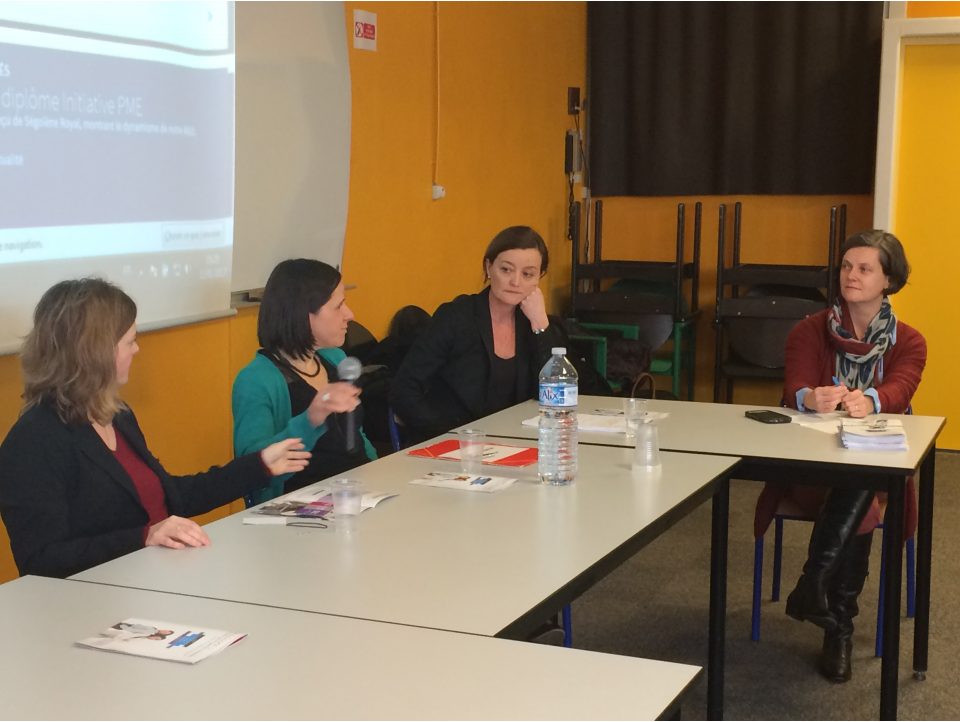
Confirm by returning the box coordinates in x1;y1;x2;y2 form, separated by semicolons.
572;316;696;398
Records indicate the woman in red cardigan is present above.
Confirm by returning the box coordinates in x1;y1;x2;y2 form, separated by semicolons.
771;230;926;683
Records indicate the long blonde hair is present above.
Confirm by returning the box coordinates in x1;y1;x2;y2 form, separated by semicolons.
21;278;137;425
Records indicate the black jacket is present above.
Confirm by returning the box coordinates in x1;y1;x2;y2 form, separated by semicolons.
389;287;566;441
0;400;269;579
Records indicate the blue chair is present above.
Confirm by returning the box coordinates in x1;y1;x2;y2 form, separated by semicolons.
561;605;573;648
751;490;916;657
388;406;403;452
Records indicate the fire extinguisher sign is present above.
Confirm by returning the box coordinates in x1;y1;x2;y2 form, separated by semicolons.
353;10;377;51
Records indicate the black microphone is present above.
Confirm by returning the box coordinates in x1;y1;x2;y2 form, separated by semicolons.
337;356;362;452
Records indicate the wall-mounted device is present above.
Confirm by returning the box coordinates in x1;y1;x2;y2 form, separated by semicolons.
564;130;582;175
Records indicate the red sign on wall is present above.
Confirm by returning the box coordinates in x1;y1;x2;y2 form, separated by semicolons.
353;10;377;51
355;22;375;41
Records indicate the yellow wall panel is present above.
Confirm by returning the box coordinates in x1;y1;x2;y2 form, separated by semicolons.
892;44;960;447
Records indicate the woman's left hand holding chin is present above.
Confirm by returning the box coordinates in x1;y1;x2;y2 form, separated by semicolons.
519;287;549;332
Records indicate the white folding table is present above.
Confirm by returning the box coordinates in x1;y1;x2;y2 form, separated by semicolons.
0;575;702;720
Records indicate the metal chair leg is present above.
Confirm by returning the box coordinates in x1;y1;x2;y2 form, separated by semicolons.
772;517;784;601
751;537;764;641
906;536;916;619
876;522;889;658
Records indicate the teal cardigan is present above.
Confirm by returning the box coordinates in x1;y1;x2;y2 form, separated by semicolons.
232;348;377;504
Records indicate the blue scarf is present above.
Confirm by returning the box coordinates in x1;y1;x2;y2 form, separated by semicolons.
826;297;897;390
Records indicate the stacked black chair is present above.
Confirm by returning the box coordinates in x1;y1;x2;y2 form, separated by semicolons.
712;202;846;403
569;200;702;398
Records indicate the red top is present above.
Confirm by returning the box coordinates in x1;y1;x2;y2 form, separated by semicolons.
754;307;926;539
783;307;927;414
114;431;169;540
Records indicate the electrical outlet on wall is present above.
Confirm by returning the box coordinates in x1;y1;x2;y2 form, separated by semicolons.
431;184;446;200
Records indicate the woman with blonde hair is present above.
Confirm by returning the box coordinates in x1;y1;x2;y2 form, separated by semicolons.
0;278;310;578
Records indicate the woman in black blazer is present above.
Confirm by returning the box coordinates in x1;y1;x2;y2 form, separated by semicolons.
390;226;566;442
0;279;310;579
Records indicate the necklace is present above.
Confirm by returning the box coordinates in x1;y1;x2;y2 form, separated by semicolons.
285;354;322;378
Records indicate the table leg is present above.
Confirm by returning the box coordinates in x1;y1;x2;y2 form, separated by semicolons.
707;476;729;721
913;448;936;680
880;475;904;721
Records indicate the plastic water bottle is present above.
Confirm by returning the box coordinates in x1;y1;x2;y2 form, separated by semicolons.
538;347;578;485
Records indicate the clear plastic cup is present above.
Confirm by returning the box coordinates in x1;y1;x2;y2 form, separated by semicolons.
331;478;362;516
623;397;648;437
459;429;486;475
632;420;661;471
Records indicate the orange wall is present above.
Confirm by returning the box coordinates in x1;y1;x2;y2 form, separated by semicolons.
341;1;586;332
907;1;960;18
0;354;20;581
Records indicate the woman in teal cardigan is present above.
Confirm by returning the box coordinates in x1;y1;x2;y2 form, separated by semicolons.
233;260;376;504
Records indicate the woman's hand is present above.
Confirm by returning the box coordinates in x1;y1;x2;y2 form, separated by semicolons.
841;389;875;418
306;381;361;427
803;384;847;413
518;287;549;332
260;438;311;475
146;515;210;549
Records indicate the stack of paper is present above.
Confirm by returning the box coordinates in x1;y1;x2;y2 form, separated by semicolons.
839;418;908;451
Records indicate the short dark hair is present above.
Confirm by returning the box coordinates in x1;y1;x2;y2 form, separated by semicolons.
482;226;548;277
841;230;910;295
258;259;341;358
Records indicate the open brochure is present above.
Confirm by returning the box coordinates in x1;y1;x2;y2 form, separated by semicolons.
408;439;537;467
250;484;397;519
410;471;517;493
76;618;245;664
792;411;846;434
521;410;670;433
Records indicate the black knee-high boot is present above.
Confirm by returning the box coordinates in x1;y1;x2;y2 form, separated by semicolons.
819;531;873;683
785;488;874;631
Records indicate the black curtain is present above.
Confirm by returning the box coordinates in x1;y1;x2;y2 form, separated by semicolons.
588;2;883;196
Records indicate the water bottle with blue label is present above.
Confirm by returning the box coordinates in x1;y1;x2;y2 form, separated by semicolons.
538;347;578;485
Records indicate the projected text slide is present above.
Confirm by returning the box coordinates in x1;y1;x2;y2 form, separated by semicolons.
0;41;233;263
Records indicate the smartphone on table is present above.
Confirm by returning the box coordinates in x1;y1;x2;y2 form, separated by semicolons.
744;410;792;424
